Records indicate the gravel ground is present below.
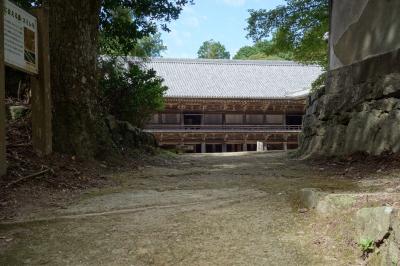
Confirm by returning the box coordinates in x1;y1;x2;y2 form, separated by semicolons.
0;152;364;265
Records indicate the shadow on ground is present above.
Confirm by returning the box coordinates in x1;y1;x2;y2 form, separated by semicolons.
0;151;386;265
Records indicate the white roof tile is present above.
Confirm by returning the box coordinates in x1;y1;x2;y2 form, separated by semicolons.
141;58;323;99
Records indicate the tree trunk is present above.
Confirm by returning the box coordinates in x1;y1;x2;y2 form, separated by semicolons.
44;0;110;157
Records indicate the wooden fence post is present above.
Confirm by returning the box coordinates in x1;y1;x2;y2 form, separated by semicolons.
31;7;52;156
0;0;7;176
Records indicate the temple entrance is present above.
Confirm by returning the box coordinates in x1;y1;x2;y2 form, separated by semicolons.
247;144;257;151
184;114;202;125
227;144;243;152
206;144;223;153
286;115;303;125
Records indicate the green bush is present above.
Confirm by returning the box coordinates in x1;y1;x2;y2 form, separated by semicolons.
99;58;167;128
359;238;374;254
311;72;327;93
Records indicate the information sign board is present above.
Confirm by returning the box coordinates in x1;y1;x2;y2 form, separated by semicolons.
4;0;38;74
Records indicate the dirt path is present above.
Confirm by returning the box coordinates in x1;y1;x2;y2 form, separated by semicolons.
0;152;363;265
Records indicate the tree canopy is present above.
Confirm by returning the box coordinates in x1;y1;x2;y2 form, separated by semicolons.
197;40;231;59
233;41;293;60
15;0;191;55
246;0;329;67
101;32;167;57
10;0;191;157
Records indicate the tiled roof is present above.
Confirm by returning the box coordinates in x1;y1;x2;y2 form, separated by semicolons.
142;58;323;99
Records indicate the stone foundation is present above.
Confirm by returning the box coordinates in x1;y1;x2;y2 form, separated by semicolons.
300;49;400;157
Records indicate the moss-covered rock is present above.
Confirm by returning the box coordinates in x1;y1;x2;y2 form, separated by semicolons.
106;115;157;150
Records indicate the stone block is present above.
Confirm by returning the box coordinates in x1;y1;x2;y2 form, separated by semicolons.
315;194;357;215
366;238;400;266
298;188;327;209
372;109;400;154
380;74;400;97
356;207;393;243
356;207;400;265
344;109;385;155
390;208;400;246
320;124;346;155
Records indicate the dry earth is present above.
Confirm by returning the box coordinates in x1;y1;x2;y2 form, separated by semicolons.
1;151;397;265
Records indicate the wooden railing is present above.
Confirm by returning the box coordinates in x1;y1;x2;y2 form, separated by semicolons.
144;124;302;133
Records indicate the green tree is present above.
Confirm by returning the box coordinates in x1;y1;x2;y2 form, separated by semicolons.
197;40;230;59
99;7;167;57
233;46;258;60
246;0;329;67
234;40;293;60
13;0;191;157
133;33;167;58
101;32;167;57
99;58;167;128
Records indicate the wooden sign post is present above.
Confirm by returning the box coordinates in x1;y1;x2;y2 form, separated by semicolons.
31;8;52;156
0;0;52;177
0;0;6;177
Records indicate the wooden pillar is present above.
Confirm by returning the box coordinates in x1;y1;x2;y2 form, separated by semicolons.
257;141;263;152
243;134;248;152
0;0;6;176
180;112;184;125
222;143;227;153
31;8;52;156
201;142;206;153
284;135;288;151
283;111;287;126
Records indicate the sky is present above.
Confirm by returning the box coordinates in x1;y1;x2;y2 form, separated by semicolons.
160;0;285;59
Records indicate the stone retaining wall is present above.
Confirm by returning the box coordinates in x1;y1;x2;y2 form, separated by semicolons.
300;49;400;157
330;0;400;70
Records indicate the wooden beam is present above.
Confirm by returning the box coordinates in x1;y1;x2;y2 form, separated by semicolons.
0;0;6;176
31;8;52;156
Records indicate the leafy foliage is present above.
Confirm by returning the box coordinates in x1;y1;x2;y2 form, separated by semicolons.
101;32;167;57
12;0;39;8
234;40;293;60
15;0;192;55
197;40;231;59
246;0;329;67
99;58;167;128
133;33;167;58
311;72;327;93
359;238;374;254
11;0;190;156
100;0;193;54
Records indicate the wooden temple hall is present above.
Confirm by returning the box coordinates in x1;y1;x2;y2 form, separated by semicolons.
143;59;322;153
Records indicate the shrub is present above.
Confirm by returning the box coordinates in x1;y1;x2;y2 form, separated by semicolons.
99;58;167;128
311;72;327;93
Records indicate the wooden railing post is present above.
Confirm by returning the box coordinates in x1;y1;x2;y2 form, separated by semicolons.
0;0;7;176
31;7;52;156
